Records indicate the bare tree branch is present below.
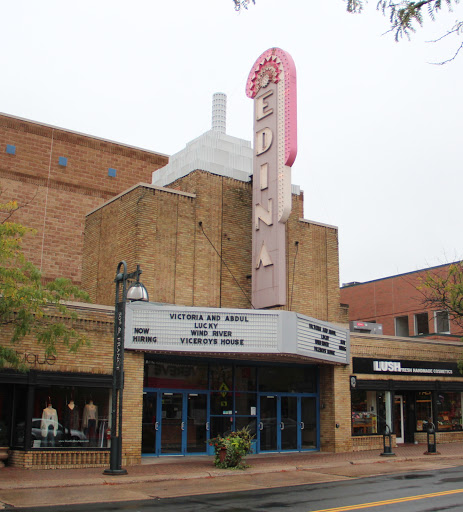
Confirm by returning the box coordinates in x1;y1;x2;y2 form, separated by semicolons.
429;40;463;63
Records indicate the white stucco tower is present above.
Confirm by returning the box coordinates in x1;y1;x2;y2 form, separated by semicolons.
151;93;253;186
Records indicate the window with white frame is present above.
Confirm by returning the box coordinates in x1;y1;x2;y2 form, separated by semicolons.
435;310;450;334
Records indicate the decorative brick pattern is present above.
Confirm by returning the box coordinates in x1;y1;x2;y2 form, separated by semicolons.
352;435;395;452
9;449;109;469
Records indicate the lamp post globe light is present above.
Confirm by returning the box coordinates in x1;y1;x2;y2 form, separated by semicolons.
104;262;149;475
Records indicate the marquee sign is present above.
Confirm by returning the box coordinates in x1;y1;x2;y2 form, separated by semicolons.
246;48;297;309
124;303;349;365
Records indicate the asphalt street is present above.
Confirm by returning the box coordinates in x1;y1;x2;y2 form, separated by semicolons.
9;466;463;512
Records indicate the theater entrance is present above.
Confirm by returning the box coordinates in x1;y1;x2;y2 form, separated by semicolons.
142;391;208;456
259;394;317;452
142;358;319;456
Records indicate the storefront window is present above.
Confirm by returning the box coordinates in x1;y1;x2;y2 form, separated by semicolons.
351;390;387;435
0;384;13;447
415;391;433;431
24;386;110;449
258;366;316;393
11;386;27;448
235;393;257;415
144;361;208;389
210;416;233;439
210;365;233;391
437;392;462;431
235;416;257;438
210;391;233;415
235;366;257;391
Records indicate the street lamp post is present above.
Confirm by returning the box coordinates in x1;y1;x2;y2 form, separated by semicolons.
104;261;149;475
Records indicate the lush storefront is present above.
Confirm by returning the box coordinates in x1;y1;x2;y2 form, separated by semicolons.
350;357;463;444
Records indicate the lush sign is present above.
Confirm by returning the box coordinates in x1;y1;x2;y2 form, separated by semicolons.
353;358;460;377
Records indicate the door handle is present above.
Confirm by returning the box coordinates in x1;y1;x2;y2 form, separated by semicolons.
206;422;210;431
280;422;285;431
259;422;263;431
181;422;185;431
155;422;159;431
300;421;305;430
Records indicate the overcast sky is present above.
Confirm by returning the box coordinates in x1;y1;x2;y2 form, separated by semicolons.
2;1;462;285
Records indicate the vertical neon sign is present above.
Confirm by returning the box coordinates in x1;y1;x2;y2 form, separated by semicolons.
246;48;297;308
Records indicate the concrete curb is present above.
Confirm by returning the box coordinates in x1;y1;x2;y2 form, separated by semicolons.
1;453;461;492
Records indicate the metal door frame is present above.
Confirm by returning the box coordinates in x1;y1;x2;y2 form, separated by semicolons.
142;389;209;456
394;394;405;444
258;393;318;453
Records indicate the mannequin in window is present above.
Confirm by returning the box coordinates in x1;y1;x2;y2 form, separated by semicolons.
82;400;98;446
64;399;80;445
41;402;58;447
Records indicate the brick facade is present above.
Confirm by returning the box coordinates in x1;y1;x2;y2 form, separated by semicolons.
5;113;463;468
341;263;462;340
0;114;168;286
83;171;342;324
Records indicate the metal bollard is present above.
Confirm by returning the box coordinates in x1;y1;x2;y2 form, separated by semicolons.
380;424;396;457
425;422;437;455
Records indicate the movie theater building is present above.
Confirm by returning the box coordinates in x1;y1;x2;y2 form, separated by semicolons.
2;48;463;468
81;49;355;461
82;152;353;460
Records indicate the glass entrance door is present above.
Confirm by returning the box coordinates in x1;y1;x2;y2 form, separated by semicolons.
259;395;277;451
300;396;317;450
259;394;318;452
142;392;157;454
161;392;183;454
281;396;298;450
394;395;405;443
142;391;209;455
186;393;208;453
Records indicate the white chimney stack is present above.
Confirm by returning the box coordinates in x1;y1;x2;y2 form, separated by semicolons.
212;93;227;134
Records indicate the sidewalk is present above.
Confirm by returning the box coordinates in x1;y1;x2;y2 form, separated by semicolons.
1;442;463;509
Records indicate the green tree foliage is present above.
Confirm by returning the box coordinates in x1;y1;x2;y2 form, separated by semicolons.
347;1;461;42
0;197;90;371
233;0;255;11
417;261;463;334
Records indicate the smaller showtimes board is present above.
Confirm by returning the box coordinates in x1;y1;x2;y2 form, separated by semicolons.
124;303;350;365
297;315;349;363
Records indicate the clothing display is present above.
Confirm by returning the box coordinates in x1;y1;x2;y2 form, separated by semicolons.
82;401;98;428
64;401;80;440
41;404;58;447
82;401;99;446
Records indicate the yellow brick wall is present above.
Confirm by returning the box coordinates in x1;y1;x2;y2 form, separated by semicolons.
0;303;114;375
83;172;342;324
122;351;144;465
